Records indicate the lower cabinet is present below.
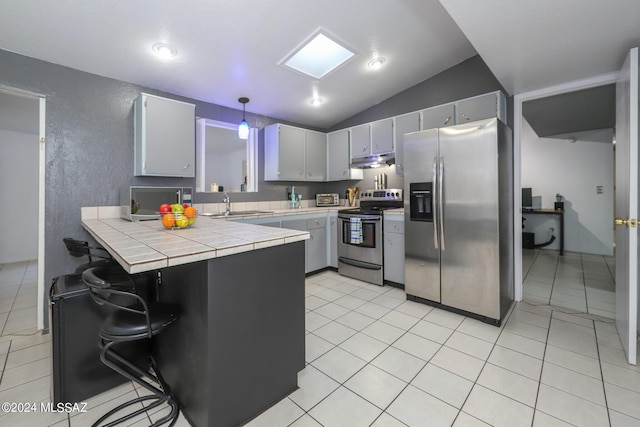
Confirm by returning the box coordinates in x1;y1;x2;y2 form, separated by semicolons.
383;215;405;285
306;217;327;273
278;214;327;274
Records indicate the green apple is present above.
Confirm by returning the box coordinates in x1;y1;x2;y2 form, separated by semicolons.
171;203;185;214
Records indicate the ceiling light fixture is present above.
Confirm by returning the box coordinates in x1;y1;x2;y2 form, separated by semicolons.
237;97;250;140
368;57;386;70
310;97;324;107
152;43;177;59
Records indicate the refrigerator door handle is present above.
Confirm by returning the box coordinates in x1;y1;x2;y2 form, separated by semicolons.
433;156;439;249
439;156;445;251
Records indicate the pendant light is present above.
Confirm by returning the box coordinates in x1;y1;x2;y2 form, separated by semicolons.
238;97;250;139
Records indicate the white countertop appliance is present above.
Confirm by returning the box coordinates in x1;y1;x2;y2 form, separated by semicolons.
315;193;340;207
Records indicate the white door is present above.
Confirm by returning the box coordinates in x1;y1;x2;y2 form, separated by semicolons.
615;47;639;365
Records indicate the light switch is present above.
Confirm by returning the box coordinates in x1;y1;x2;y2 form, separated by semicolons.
597;185;604;194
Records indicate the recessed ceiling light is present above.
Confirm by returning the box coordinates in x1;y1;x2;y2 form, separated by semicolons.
281;31;355;80
152;43;177;59
310;97;324;107
368;57;386;70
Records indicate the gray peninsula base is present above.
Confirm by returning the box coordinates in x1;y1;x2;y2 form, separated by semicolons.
154;241;305;427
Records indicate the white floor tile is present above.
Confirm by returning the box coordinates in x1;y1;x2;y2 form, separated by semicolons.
289;365;339;411
445;331;494;361
387;384;458;427
456;317;502;343
604;382;640;419
536;383;609;426
429;346;485;382
335;310;376;331
391;332;441;362
311;346;367;383
453;411;492;426
339;332;388;362
487;345;542;381
462;385;534;427
361;320;404;345
344;364;407;409
411;363;473;409
409;319;454;344
371;346;426;383
305;333;335;363
496;331;546;360
532;410;575;426
423;308;465;329
313;321;357;345
370;412;406;427
609;409;640;427
290;414;323;427
243;397;304;427
308;386;382;427
544;344;601;379
476;363;539;407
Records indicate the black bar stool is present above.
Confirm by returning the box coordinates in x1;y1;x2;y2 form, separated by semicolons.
63;237;116;273
82;267;180;427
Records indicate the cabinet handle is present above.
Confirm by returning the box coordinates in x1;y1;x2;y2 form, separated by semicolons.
444;116;451;125
461;114;470;121
183;163;190;170
143;162;147;169
343;170;347;175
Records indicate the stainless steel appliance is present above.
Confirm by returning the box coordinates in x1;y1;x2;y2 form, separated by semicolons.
338;189;403;286
404;118;513;325
120;186;193;221
316;193;340;207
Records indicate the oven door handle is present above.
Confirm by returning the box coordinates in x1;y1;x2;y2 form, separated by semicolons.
338;214;381;221
338;257;382;270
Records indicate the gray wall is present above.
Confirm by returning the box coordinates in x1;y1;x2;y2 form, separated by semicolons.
0;49;505;328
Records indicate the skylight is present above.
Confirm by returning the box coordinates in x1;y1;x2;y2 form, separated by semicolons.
281;32;355;80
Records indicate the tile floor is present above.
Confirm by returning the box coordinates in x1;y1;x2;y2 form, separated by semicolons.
522;249;616;319
1;261;639;426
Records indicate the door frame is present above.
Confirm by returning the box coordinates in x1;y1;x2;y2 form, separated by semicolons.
0;85;46;331
513;72;618;302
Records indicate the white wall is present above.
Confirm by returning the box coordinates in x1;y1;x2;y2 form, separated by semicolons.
0;129;38;263
521;119;614;255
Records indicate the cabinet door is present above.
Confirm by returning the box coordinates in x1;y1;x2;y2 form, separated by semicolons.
136;94;195;177
393;112;420;176
327;130;350;181
456;93;499;123
420;104;455;130
371;118;394;154
307;227;327;273
384;232;405;284
277;125;306;180
305;131;327;181
350;124;371;157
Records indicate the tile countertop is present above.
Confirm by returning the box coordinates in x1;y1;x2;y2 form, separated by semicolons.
81;208;310;274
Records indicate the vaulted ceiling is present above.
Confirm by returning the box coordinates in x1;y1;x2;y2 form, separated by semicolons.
1;0;639;130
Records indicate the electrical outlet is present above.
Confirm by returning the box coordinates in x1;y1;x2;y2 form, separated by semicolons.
597;185;604;194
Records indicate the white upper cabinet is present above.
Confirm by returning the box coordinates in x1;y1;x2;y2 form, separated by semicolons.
370;118;394;154
394;112;421;176
264;124;305;181
350;123;371;158
327;129;363;181
420;103;455;130
350;119;394;158
134;93;195;177
305;130;327;181
456;91;507;124
264;124;327;181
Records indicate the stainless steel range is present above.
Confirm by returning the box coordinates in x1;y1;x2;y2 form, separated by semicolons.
338;189;403;286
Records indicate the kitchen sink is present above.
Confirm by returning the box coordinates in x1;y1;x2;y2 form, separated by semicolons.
201;210;273;217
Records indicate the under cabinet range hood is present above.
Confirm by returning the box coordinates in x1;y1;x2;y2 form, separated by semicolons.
350;152;395;168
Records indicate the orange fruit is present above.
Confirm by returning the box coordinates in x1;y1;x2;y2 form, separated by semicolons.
184;206;196;219
161;213;176;228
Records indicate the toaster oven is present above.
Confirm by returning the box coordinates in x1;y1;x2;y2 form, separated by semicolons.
316;193;340;207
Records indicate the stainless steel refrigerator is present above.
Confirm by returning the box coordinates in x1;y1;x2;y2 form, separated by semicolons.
404;117;513;325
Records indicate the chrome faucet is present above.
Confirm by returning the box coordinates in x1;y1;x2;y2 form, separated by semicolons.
223;193;231;216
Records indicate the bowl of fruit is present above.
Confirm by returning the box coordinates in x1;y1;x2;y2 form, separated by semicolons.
159;203;197;229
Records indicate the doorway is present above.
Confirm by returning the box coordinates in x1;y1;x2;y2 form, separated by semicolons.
0;87;45;332
513;72;619;320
